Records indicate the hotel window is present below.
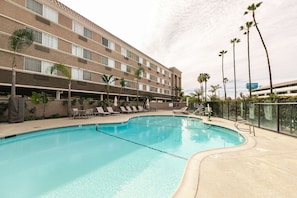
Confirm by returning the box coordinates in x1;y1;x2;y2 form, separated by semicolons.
121;47;131;57
121;64;131;73
26;0;58;23
30;29;58;49
136;56;143;64
157;77;160;83
72;45;92;60
146;85;150;92
72;21;92;38
83;49;92;60
157;66;160;73
102;37;115;50
138;83;143;91
72;45;83;58
43;6;58;23
72;68;90;80
162;69;165;75
24;57;53;74
146;73;150;79
162;79;165;84
101;56;115;68
146;61;150;67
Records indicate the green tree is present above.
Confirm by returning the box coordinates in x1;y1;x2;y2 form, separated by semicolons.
240;21;254;98
102;74;118;106
9;28;33;97
245;2;273;94
197;73;210;102
50;63;72;116
219;50;228;100
134;66;145;105
31;91;49;118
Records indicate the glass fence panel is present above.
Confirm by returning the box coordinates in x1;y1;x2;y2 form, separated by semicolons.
259;104;277;131
279;104;297;137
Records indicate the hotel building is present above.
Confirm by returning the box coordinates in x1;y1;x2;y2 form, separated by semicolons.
0;0;182;103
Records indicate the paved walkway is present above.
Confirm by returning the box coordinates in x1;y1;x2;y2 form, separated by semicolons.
1;111;297;198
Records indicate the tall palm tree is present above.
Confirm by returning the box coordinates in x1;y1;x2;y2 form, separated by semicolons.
240;21;253;98
102;74;118;106
197;74;204;100
134;66;144;105
231;38;240;121
245;2;273;95
9;28;33;97
50;63;72;116
197;73;210;102
230;38;240;100
219;50;228;100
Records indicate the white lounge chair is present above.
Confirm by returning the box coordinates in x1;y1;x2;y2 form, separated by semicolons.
95;107;110;116
131;106;140;112
125;106;134;113
173;106;188;114
120;106;129;113
107;107;120;114
138;105;148;112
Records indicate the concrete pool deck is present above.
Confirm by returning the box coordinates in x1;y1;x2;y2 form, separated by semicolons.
1;110;297;198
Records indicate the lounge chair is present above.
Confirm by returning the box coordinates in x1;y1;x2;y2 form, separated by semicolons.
138;105;148;112
72;108;79;118
173;106;188;114
125;106;134;113
107;107;120;114
95;107;111;116
131;106;140;112
120;106;129;113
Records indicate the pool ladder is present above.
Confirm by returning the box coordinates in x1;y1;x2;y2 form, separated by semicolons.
234;120;255;136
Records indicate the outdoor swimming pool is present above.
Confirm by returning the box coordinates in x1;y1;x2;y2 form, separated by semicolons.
0;115;245;197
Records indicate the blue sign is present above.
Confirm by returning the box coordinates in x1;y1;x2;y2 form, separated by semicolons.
246;83;258;89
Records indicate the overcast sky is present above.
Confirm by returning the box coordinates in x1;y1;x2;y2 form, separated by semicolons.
59;0;297;98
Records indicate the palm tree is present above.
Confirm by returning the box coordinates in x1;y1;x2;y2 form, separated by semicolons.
197;73;210;102
134;66;144;105
9;28;33;97
174;86;182;102
245;2;273;95
231;38;240;121
219;50;228;100
240;21;253;98
119;77;126;102
197;74;204;100
50;63;72;116
102;74;118;106
230;38;240;100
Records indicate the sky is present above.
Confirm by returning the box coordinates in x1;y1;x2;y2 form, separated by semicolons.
59;0;297;98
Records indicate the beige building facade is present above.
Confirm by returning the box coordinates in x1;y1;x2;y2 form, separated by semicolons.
0;0;182;102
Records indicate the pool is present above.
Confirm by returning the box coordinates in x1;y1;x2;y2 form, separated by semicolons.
0;115;245;197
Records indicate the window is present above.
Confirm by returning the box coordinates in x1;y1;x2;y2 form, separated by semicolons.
101;56;115;68
136;56;143;64
73;21;92;38
26;0;42;15
157;66;160;73
121;64;131;73
146;61;150;67
162;69;165;75
157;77;160;83
24;57;53;74
29;28;58;49
146;85;150;92
84;28;92;39
26;0;58;22
83;71;91;80
42;32;58;49
102;37;115;50
83;49;92;60
72;45;83;58
138;83;143;91
43;6;58;23
146;73;150;79
25;57;41;72
121;47;131;57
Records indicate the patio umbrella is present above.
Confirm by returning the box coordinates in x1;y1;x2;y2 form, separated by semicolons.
186;97;189;107
146;99;150;108
114;96;118;106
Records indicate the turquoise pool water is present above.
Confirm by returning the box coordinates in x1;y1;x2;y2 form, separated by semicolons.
0;116;245;198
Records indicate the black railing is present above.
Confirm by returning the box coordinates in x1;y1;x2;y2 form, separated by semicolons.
210;101;297;137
